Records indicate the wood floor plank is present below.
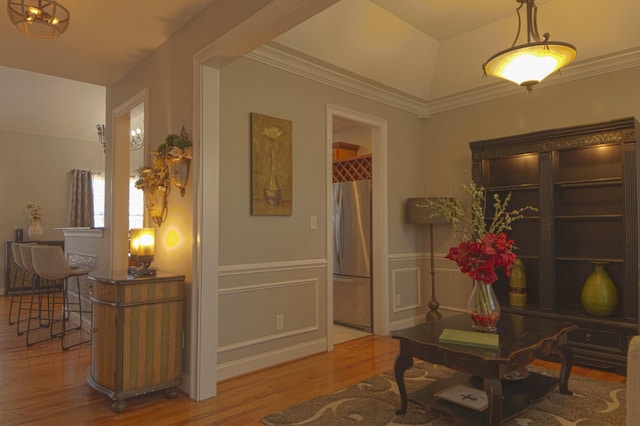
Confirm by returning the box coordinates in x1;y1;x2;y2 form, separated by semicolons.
0;296;626;425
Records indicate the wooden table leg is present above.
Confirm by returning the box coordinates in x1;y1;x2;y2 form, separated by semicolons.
484;376;503;426
557;343;574;395
394;352;413;415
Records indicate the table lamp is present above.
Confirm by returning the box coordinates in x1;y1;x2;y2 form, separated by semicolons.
128;228;156;276
406;197;450;321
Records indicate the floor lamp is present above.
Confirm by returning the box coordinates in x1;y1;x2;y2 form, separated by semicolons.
406;197;448;321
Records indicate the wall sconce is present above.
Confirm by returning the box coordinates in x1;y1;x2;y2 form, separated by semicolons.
406;197;452;321
96;124;146;152
130;128;143;151
128;228;156;276
96;124;106;153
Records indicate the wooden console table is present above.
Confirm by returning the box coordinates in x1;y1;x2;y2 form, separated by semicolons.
87;270;185;412
392;313;577;425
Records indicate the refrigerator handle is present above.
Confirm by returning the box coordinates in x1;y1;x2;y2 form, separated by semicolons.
334;186;343;271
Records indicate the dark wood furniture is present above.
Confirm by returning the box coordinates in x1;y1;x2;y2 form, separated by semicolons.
392;313;577;425
87;270;185;413
469;117;639;374
4;240;64;295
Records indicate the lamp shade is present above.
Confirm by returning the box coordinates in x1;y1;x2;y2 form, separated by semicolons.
483;42;576;90
406;198;449;225
482;0;576;92
130;228;155;257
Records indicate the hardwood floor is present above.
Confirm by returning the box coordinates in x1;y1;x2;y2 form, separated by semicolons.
0;296;625;425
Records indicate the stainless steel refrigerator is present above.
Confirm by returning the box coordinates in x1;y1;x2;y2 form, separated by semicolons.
332;179;372;332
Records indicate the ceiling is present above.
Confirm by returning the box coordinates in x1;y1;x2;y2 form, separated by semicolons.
1;0;639;141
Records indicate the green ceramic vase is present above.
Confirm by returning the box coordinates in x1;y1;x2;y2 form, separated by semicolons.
580;263;618;317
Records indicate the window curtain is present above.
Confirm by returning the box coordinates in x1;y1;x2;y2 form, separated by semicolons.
69;169;95;227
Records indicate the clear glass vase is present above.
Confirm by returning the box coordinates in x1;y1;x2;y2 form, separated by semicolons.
467;280;500;333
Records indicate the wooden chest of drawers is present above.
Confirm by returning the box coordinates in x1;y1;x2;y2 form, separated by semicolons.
87;270;185;412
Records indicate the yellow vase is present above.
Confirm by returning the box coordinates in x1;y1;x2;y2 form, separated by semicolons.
581;263;618;317
509;258;527;307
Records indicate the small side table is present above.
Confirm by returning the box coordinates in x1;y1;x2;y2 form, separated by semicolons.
87;270;185;413
392;313;577;425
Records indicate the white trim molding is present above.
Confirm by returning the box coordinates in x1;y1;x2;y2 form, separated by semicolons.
248;43;640;117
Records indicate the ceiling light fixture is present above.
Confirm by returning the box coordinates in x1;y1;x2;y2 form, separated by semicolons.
7;0;70;39
482;0;576;93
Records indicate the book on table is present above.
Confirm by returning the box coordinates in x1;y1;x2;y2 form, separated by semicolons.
438;328;499;349
434;384;488;412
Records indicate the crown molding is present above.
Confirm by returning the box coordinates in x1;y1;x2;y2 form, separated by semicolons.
246;43;430;118
246;43;640;117
426;47;640;114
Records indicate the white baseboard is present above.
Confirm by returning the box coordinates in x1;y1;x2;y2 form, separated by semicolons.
216;338;327;381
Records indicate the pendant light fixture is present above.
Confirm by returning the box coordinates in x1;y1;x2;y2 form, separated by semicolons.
7;0;70;39
483;0;576;92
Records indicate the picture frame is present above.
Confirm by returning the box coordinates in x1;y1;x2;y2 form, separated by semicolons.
250;112;293;216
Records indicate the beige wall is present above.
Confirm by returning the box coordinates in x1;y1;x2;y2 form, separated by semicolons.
217;56;426;370
106;0;344;390
105;0;640;388
0;130;104;293
423;66;640;313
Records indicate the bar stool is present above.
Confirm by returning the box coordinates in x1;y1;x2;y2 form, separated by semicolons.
20;244;64;346
8;243;28;326
31;245;91;350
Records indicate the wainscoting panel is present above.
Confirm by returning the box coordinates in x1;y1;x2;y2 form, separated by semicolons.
218;278;320;351
388;252;471;329
391;267;421;313
216;260;326;375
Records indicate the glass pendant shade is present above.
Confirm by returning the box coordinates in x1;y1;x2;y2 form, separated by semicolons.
7;0;70;39
484;42;577;91
482;0;576;92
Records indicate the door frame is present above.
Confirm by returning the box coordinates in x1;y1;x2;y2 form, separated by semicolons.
326;104;389;350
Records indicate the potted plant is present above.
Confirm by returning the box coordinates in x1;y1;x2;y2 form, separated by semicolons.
25;202;44;241
159;127;192;196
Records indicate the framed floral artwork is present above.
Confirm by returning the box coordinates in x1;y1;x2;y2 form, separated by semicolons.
251;112;293;216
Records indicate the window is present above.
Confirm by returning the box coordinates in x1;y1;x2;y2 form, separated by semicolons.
91;175;145;229
92;174;105;228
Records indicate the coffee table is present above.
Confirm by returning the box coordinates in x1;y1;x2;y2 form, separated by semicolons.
392;312;577;425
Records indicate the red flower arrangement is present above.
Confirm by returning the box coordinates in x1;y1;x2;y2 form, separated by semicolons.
445;232;516;284
428;177;537;332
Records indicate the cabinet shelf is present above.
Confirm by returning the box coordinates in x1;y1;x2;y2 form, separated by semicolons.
486;184;539;191
470;116;639;374
555;177;622;188
555;256;623;263
555;214;623;220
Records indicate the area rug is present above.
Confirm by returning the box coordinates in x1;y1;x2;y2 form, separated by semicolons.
262;362;626;425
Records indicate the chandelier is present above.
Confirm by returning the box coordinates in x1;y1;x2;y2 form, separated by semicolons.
96;125;145;152
7;0;70;39
130;128;144;151
482;0;576;92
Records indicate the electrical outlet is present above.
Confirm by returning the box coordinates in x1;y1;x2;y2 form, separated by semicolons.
395;295;401;306
310;216;318;230
276;314;284;330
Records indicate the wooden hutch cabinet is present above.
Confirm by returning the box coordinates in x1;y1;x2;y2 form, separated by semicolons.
470;117;639;374
87;270;185;412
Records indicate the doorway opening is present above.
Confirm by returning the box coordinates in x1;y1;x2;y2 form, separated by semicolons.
326;104;389;348
331;116;374;343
